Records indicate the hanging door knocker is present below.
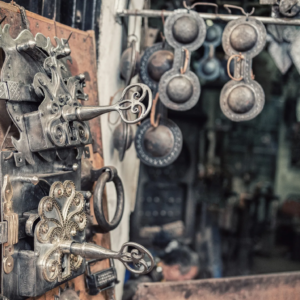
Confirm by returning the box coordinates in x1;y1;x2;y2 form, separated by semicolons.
140;42;174;93
158;2;217;111
93;167;124;233
220;5;266;122
135;95;183;167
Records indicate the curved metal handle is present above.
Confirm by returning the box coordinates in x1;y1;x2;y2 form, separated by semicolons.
68;241;155;275
93;167;124;233
63;83;153;125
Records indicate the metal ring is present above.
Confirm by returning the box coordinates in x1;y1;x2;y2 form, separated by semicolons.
93;167;125;233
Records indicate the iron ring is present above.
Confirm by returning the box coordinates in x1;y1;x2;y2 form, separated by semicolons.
93;166;125;233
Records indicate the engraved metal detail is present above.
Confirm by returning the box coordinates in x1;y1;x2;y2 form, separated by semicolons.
35;180;86;282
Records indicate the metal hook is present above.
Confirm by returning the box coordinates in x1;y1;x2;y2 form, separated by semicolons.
183;1;219;14
224;4;255;16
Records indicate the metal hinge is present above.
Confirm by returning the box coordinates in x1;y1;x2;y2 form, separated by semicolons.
0;221;7;244
2;175;19;274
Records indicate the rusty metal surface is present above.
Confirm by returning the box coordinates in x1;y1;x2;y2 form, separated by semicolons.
134;272;300;300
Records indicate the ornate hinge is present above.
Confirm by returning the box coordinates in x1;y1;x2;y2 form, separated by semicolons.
2;175;19;274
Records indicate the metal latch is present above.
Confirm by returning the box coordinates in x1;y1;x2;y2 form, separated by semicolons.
86;259;118;296
0;221;7;244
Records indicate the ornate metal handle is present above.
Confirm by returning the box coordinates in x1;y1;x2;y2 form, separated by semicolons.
93;167;124;233
63;241;155;275
63;83;152;124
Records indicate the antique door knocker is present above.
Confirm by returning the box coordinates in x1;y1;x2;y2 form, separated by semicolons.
197;24;222;81
158;2;217;110
140;42;174;93
135;95;183;167
220;5;266;122
93;167;125;233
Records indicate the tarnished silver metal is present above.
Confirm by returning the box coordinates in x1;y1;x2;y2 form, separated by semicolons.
93;167;125;233
0;24;152;166
139;42;174;93
220;13;267;121
69;241;155;275
35;180;86;282
197;24;222;81
159;9;205;111
113;120;133;161
135;118;183;167
63;83;152;125
24;213;40;237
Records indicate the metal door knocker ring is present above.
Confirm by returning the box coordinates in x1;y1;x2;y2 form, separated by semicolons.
94;166;125;233
227;53;244;81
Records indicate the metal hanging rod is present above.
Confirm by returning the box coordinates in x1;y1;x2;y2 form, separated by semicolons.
116;9;300;26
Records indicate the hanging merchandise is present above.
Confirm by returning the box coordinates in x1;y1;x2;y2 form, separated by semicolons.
220;5;267;122
197;23;222;81
140;42;174;93
158;2;215;111
135;96;183;167
120;14;141;86
120;36;140;86
117;17;141;162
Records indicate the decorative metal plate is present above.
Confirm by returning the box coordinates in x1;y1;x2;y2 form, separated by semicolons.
164;9;206;51
135;118;183;167
159;66;201;111
222;16;267;58
220;79;265;122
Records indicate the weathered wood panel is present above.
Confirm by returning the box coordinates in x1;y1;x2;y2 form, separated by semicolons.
134;272;300;300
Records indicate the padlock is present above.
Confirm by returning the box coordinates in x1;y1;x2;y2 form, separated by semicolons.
86;259;119;296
